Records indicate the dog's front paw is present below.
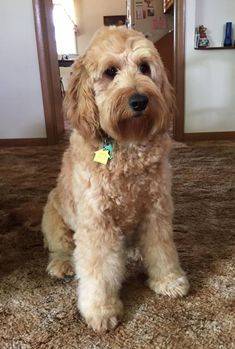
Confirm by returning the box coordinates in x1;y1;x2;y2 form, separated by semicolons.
47;258;74;279
149;273;189;297
87;313;119;333
81;299;123;333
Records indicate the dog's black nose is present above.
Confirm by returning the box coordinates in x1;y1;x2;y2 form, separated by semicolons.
129;93;149;112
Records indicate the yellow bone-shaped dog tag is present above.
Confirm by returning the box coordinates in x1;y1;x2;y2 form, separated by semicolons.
93;149;110;165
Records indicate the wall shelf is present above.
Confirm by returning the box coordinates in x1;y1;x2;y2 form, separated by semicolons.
195;46;235;50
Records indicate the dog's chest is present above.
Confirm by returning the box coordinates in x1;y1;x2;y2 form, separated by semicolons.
96;152;162;231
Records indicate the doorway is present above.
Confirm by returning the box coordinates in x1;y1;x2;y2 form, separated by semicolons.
33;0;185;144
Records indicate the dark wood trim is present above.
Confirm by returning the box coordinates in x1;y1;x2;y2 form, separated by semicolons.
184;132;235;141
43;0;64;136
0;138;48;147
173;0;185;141
33;0;64;145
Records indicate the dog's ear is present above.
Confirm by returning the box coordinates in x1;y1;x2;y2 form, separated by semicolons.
64;56;99;140
160;68;176;132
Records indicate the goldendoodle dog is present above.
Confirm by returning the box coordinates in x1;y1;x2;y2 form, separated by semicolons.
42;26;189;332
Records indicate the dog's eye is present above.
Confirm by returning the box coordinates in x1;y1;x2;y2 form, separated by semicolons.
104;66;118;79
139;62;151;75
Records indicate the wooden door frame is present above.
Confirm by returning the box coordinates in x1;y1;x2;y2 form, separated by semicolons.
173;0;185;141
33;0;64;145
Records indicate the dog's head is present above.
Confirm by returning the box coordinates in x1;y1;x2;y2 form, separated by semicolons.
64;26;175;143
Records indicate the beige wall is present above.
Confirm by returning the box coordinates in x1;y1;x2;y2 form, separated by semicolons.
75;0;126;54
0;0;46;139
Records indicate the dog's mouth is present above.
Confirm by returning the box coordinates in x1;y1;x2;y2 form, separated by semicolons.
132;111;144;118
126;103;150;120
116;112;154;141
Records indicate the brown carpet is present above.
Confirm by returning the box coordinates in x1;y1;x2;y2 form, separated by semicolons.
0;136;234;349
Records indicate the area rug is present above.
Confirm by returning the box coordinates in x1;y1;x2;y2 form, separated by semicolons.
0;136;234;349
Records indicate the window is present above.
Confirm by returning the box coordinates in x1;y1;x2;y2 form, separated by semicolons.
52;0;78;55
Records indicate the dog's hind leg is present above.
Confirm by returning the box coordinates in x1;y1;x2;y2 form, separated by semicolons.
42;190;75;279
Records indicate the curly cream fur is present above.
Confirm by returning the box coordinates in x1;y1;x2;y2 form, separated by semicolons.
41;26;189;332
